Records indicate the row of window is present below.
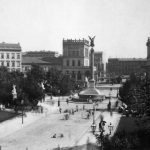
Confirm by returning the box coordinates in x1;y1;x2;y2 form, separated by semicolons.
0;61;21;67
68;51;79;57
8;68;21;72
0;53;21;59
66;60;81;67
66;71;82;80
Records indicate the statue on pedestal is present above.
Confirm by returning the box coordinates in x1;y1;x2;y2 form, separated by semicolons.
12;84;17;99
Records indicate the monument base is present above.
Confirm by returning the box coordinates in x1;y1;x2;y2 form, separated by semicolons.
88;79;95;88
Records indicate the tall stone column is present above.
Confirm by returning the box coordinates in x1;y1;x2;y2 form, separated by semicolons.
89;48;95;88
91;48;94;80
88;36;96;88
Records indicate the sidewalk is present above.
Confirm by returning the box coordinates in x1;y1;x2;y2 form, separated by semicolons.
0;112;44;139
0;96;122;150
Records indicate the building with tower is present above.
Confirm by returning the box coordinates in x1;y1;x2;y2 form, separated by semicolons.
62;39;90;81
0;42;22;72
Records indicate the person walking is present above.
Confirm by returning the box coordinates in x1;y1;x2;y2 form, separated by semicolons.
76;105;78;112
59;107;62;113
66;99;69;105
58;100;60;107
83;105;85;110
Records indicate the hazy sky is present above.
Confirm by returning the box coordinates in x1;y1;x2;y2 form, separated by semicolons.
0;0;150;61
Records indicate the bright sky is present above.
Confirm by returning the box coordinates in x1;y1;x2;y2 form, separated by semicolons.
0;0;150;61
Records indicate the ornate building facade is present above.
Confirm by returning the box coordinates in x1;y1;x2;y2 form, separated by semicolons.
0;42;22;72
62;39;90;81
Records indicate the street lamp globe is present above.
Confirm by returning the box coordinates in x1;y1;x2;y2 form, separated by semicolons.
91;123;96;134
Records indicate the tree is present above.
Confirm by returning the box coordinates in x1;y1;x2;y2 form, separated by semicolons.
27;64;45;83
0;67;13;107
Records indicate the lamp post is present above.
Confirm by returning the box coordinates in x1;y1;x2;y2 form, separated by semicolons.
21;99;24;124
58;90;60;107
51;85;53;99
108;122;113;135
91;119;106;150
109;88;112;102
91;102;96;134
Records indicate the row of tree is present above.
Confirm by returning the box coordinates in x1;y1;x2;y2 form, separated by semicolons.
0;64;84;109
98;73;150;150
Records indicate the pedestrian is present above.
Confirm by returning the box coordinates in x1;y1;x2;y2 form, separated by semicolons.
41;106;43;113
92;111;94;116
83;105;85;110
58;100;60;107
59;107;62;113
110;110;113;116
115;100;119;107
89;109;91;116
66;99;69;105
72;109;74;115
76;105;78;112
87;112;90;119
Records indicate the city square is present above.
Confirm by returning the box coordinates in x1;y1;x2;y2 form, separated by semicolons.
0;0;150;150
0;85;121;150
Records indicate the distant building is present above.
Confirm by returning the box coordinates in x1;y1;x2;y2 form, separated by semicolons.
22;56;62;73
23;51;59;58
0;42;22;72
94;51;104;78
22;57;51;72
41;56;63;71
62;38;90;81
106;58;146;76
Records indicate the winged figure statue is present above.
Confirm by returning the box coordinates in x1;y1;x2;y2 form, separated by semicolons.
88;36;96;47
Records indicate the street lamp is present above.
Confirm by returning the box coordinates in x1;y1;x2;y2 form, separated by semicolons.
91;101;97;134
58;90;60;106
91;123;96;134
109;88;112;102
91;119;106;150
21;99;24;124
50;85;53;99
108;122;113;135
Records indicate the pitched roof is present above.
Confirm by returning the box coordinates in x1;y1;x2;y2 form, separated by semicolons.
0;42;21;50
41;57;62;65
22;57;51;65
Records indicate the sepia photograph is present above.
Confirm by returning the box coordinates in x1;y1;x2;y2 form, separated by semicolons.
0;0;150;149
